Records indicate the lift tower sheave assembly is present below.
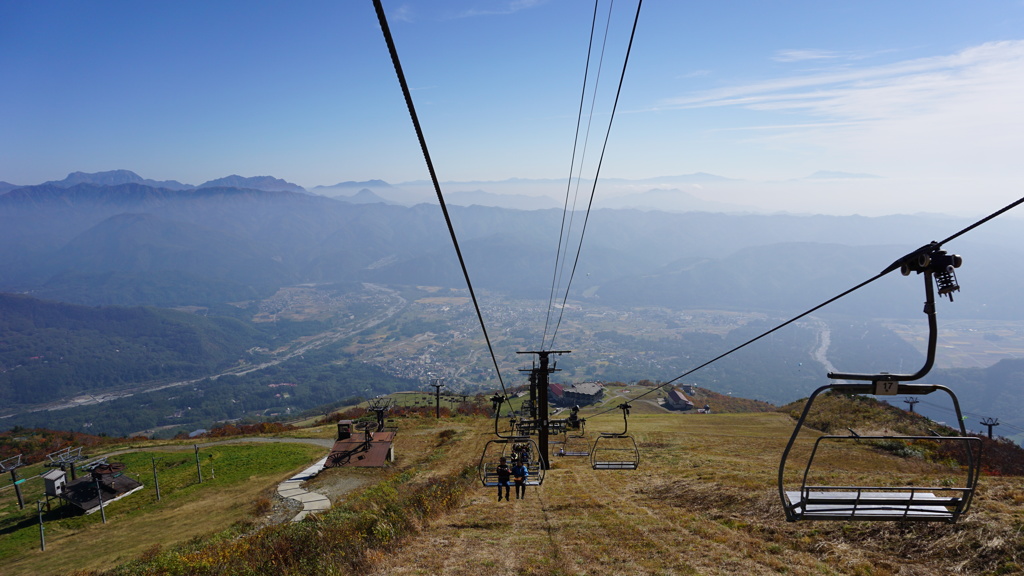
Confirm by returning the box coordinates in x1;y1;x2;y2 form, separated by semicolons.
518;349;570;471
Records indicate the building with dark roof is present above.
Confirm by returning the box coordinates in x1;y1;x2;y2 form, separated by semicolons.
666;387;695;411
550;381;604;407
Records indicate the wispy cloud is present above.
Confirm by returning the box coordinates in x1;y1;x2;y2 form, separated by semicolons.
647;39;1024;194
772;49;844;62
391;4;415;23
662;40;1024;127
677;69;711;79
772;48;892;63
453;0;548;18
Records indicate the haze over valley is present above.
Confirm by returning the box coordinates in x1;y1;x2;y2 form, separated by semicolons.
1;170;1022;442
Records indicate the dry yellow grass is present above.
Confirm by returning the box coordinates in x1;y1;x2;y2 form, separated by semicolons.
364;412;1024;576
7;409;1019;576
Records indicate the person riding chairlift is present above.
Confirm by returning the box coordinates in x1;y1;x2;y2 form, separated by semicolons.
511;460;529;500
495;457;511;501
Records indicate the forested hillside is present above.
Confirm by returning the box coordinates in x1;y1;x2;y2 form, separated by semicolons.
0;293;265;406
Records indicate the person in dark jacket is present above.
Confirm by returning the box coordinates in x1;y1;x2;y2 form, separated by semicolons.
511;460;529;499
495;457;511;501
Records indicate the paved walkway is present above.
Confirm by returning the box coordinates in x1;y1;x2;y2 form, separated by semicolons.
277;455;331;522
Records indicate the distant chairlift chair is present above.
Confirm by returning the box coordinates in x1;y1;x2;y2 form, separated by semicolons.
556;406;590;457
591;403;640;470
779;247;981;523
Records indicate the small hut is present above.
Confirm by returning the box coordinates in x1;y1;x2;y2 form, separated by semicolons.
323;420;397;468
48;462;143;514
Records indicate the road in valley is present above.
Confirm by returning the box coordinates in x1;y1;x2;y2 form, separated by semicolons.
5;284;408;417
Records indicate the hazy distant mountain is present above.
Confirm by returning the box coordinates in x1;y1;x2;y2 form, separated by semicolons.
0;181;19;194
446;190;562;210
313;180;400;203
334;188;395;205
802;170;882;180
1;180;1022;319
386;174;748;210
44;169;193;190
314;179;393;192
44;211;293;305
198;174;307;194
595;188;755;213
603;172;737;184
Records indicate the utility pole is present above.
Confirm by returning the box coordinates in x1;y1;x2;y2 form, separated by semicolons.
518;350;570;471
980;417;1000;439
152;457;161;501
37;501;45;551
904;397;919;413
430;378;445;419
95;477;106;524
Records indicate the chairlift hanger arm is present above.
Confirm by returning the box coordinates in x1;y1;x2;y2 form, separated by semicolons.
598;402;632;437
828;246;961;383
490;394;515;439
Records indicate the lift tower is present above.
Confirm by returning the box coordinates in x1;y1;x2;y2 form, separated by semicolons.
430;378;445;419
980;417;1000;439
517;349;570;470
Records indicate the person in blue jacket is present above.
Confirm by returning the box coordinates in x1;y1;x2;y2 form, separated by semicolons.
511;459;529;499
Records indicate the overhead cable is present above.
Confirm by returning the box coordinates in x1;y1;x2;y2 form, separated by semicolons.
543;0;603;350
547;0;644;350
373;0;509;396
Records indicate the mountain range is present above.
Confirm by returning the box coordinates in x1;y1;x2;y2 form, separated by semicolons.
33;169;308;194
2;171;1023;320
5;170;766;212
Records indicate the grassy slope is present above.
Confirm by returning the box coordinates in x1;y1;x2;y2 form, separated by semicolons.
0;440;325;576
4;400;1022;576
367;411;1023;576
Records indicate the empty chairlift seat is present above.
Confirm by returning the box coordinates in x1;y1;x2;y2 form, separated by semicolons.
779;383;981;522
591;402;640;470
779;246;981;523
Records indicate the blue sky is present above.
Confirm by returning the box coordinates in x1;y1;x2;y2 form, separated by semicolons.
2;1;1023;215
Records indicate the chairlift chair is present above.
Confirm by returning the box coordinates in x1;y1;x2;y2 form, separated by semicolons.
559;432;591;457
558;406;589;456
591;403;640;470
778;248;981;523
479;437;545;487
479;395;545;487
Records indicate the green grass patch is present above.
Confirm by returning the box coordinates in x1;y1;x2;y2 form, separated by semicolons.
0;441;323;573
